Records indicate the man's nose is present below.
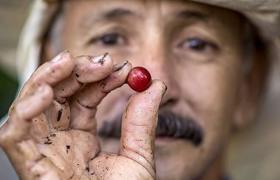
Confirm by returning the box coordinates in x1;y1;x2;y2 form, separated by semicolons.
136;46;180;107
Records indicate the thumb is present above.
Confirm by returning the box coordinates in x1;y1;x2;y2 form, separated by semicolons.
120;80;167;177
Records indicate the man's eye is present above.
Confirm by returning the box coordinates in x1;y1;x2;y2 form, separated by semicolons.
90;33;126;46
178;38;217;52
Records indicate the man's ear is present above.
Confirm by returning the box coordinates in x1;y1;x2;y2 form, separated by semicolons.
233;46;269;130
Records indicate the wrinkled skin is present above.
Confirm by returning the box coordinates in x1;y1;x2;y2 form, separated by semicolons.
0;0;267;180
0;52;166;179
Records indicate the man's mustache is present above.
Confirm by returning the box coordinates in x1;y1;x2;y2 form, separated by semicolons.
98;111;204;146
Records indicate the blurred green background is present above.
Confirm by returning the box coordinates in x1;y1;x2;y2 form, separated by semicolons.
0;2;32;178
0;68;18;118
0;0;30;118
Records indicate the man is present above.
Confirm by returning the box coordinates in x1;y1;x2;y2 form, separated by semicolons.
0;0;279;179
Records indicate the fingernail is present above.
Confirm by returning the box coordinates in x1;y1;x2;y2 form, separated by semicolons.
91;52;110;65
113;61;128;72
51;50;69;63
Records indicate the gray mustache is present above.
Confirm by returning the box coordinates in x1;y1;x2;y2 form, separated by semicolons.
98;111;204;146
157;111;203;146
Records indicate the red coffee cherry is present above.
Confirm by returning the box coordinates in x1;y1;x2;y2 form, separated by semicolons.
127;67;152;92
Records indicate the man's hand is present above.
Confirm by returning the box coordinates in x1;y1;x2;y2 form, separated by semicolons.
0;51;166;180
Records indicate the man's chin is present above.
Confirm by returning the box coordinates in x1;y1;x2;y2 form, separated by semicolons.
155;139;202;180
155;137;197;156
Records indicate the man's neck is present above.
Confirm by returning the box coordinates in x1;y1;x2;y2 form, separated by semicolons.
200;154;225;180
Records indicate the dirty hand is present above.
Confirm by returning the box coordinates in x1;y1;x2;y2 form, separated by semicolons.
0;51;166;180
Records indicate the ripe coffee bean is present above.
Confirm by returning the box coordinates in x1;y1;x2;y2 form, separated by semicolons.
127;67;152;92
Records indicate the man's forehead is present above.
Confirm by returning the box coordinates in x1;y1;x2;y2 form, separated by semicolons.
62;0;243;41
64;0;216;27
64;0;240;22
64;0;212;15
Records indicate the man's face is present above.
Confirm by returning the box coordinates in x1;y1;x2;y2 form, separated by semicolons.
54;0;246;179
